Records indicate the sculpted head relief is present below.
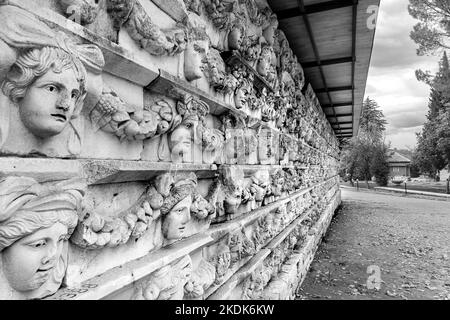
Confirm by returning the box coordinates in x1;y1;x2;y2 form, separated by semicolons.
228;22;245;50
169;96;209;163
2;46;87;138
160;174;197;241
185;27;210;82
234;79;252;110
0;176;85;299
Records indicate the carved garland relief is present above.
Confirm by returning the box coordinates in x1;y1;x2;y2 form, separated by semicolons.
0;0;341;301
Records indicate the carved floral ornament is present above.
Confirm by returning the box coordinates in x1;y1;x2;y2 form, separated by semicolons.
0;4;227;162
72;172;218;249
91;93;182;142
54;0;332;141
60;0;102;25
133;255;216;300
133;255;193;300
107;0;187;56
241;224;304;300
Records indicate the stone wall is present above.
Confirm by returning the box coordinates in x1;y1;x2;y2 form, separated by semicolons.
0;0;341;300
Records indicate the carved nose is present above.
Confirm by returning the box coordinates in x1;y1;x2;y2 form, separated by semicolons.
183;210;191;224
41;243;58;266
56;94;71;112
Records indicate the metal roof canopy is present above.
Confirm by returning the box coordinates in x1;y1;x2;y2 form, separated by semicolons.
268;0;379;142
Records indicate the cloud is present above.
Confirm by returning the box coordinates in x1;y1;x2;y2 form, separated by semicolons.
386;126;423;149
369;0;436;71
364;0;441;149
389;112;427;129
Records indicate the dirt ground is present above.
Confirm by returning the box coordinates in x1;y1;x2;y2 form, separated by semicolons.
297;188;450;300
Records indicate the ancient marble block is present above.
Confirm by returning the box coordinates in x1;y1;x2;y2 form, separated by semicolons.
0;0;342;301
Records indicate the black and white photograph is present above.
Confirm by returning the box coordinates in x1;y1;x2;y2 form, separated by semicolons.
0;0;448;308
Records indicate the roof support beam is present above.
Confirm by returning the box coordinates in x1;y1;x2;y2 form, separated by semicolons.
302;56;353;68
327;113;353;118
332;121;353;126
297;0;340;132
322;102;353;109
336;129;353;133
350;0;358;135
315;85;353;93
336;134;353;137
332;126;353;130
275;0;355;20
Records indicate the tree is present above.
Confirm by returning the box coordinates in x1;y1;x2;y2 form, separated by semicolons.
359;97;388;145
408;0;450;56
370;144;390;186
340;98;390;186
436;110;450;163
415;119;447;176
414;52;450;178
416;52;450;105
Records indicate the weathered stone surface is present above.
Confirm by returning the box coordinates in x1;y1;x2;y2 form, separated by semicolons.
0;0;341;301
0;176;86;299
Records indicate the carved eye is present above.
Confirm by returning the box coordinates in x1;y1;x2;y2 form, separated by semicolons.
30;240;47;248
46;85;58;93
193;44;203;52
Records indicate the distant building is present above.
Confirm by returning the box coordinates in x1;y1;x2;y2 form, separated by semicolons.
387;151;411;177
440;166;450;181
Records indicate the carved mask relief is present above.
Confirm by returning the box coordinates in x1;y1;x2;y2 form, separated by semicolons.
185;40;209;82
2;46;87;139
185;27;210;82
220;166;245;215
2;223;69;293
228;26;244;51
162;195;192;240
169;118;195;163
169;95;211;164
0;176;85;299
159;173;197;242
234;80;251;110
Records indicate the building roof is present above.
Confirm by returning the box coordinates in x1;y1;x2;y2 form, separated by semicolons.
267;0;380;142
387;151;411;164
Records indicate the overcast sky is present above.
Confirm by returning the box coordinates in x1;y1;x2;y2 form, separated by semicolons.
365;0;441;150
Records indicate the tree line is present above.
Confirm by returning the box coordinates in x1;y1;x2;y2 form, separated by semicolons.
409;0;450;180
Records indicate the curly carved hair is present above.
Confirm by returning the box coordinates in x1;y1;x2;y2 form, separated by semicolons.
0;177;86;251
159;173;197;216
2;46;87;116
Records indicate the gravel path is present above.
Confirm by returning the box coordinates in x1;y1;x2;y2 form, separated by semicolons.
298;188;450;300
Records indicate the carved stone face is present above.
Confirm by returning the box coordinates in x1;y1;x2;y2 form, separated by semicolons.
2;223;68;293
228;28;243;50
234;85;249;110
18;68;81;138
185;40;209;82
170;121;194;163
263;26;276;46
162;196;192;240
257;55;270;77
